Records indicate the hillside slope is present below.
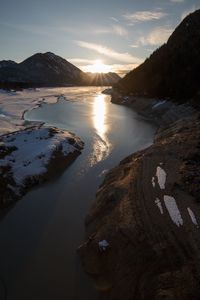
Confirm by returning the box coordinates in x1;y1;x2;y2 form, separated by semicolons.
114;10;200;102
79;113;200;300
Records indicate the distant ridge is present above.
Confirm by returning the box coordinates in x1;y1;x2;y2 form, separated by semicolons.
114;9;200;102
84;72;120;86
0;60;17;69
0;52;120;89
0;52;84;87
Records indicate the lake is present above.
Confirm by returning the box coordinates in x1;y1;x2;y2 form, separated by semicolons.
0;87;156;300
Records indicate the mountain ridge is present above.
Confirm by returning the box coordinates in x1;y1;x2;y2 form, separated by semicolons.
0;52;120;88
113;9;200;103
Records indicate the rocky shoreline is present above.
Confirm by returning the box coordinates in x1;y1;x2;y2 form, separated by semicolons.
78;94;200;299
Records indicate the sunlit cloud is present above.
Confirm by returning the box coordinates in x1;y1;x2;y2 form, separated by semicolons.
112;25;128;37
139;27;173;45
75;40;143;63
68;58;141;75
82;60;112;73
130;44;139;48
93;25;128;37
110;17;119;23
181;5;198;20
123;10;167;23
170;0;184;2
79;63;140;76
68;58;98;65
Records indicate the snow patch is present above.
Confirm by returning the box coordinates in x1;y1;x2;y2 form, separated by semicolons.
123;96;129;101
155;198;164;214
152;176;155;188
164;195;183;227
187;207;198;227
152;100;166;109
99;169;109;177
98;240;109;251
156;166;166;190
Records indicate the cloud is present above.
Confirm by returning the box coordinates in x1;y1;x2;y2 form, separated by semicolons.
75;40;142;63
123;10;167;23
130;44;139;48
79;63;140;77
68;58;98;65
112;25;128;37
170;0;184;2
139;27;173;45
181;5;197;20
92;27;112;34
68;59;141;76
110;17;119;23
92;25;128;37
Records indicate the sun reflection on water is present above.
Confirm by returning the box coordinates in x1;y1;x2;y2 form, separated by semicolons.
90;93;111;166
93;94;107;139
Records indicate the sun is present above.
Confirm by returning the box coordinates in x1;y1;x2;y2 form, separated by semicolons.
86;60;111;73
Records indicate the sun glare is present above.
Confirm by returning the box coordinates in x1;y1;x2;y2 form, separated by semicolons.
90;93;111;165
86;60;111;73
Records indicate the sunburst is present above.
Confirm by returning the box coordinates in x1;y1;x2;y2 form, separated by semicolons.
86;60;111;73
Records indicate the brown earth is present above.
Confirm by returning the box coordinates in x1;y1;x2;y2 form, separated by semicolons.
78;111;200;299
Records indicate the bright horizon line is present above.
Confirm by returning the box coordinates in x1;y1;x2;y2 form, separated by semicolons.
3;52;142;77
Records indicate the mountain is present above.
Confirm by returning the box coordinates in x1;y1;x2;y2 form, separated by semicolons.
0;52;84;87
114;9;200;102
83;72;120;86
0;60;17;69
0;52;120;88
19;52;84;84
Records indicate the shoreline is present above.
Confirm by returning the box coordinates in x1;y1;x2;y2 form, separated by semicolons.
0;90;84;211
78;93;200;299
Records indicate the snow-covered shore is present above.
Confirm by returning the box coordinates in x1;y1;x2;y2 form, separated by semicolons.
0;88;60;135
0;89;84;208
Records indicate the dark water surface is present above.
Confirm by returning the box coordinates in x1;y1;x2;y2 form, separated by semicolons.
0;87;156;300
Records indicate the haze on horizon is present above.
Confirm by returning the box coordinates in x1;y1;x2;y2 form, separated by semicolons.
0;0;199;76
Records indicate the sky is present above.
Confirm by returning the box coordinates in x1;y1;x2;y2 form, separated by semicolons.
0;0;199;75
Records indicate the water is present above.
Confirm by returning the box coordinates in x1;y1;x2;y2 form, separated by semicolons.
0;87;156;300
